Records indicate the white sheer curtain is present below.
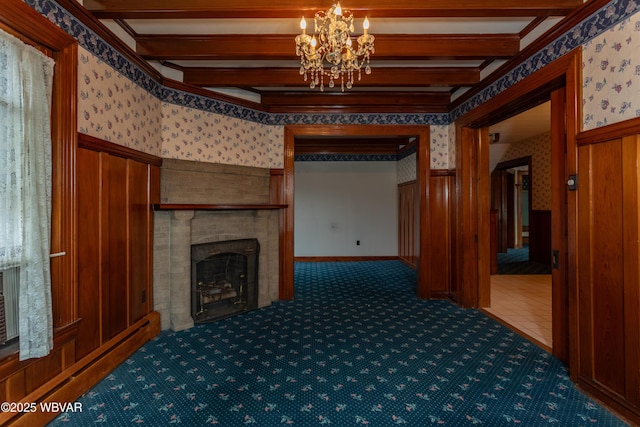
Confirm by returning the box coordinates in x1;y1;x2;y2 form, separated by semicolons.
0;29;55;360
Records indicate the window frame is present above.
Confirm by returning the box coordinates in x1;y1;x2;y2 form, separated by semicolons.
0;0;78;356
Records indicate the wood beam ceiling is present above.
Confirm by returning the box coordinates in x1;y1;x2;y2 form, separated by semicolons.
79;0;585;113
84;0;582;19
182;67;480;88
260;92;450;114
136;34;520;61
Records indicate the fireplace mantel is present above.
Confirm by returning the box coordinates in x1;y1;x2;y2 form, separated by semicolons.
154;204;287;211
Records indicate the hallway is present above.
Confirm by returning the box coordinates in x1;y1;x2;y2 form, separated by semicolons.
483;274;552;350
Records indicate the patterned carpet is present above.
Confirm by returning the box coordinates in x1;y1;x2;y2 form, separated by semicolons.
497;245;552;275
49;261;626;426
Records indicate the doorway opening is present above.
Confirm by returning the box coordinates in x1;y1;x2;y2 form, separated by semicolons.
485;103;553;349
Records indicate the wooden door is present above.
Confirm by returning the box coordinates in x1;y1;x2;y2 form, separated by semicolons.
576;133;640;412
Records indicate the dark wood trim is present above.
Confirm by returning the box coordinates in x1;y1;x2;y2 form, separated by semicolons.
183;67;480;88
577;116;640;146
283;124;430;302
0;312;160;426
78;133;163;166
54;0;163;82
295;256;398;262
494;156;533;171
454;126;479;307
84;0;581;19
398;141;417;156
162;79;264;112
398;181;417;268
262;92;450;114
136;34;519;61
154;204;287;211
416;127;432;299
493;156;533;255
0;320;80;380
454;46;580;386
476;128;491;307
450;0;609;112
0;0;79;329
430;169;456;177
551;87;569;364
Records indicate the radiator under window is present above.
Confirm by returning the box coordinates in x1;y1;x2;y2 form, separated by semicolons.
0;267;20;345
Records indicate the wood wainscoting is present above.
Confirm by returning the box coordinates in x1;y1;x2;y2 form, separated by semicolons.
398;181;418;267
0;134;162;426
573;117;640;424
75;134;161;359
398;170;456;299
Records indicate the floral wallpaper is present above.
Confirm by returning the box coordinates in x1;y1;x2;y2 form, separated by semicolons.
161;104;284;168
430;125;449;169
78;48;162;156
498;132;552;211
397;152;416;184
582;10;640;130
27;0;640;170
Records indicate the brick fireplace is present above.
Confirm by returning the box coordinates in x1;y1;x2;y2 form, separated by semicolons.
153;160;281;331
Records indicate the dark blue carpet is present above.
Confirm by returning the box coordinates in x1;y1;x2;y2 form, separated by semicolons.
497;246;551;275
49;261;626;426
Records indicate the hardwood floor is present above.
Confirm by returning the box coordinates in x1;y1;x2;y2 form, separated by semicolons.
484;274;552;350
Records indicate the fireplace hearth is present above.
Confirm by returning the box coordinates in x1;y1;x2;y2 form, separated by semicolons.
191;238;259;322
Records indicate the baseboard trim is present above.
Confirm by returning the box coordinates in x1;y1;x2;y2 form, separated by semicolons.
295;256;398;262
3;311;160;427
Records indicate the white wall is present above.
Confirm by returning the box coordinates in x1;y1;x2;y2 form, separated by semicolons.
294;161;398;257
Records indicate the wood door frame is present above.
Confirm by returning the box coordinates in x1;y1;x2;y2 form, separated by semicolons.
454;49;580;365
493;156;533;253
281;124;431;300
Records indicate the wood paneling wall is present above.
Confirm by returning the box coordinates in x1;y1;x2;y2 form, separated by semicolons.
0;4;162;425
574;118;640;424
76;134;160;359
398;171;456;297
398;181;417;267
430;171;456;298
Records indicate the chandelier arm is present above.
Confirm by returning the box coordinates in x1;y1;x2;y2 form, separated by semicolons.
295;3;373;91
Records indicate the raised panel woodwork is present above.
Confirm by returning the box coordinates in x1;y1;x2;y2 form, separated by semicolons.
76;148;103;359
129;160;151;324
106;155;129;340
24;349;62;394
576;125;640;422
76;135;161;356
398;181;417;267
578;140;626;397
430;174;453;295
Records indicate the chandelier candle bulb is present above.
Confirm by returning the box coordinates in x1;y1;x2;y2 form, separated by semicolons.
300;17;306;33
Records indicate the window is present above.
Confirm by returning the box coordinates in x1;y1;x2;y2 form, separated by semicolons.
0;28;55;360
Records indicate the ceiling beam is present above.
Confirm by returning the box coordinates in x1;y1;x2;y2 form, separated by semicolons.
183;67;480;88
295;138;410;155
84;0;582;19
260;91;450;113
137;34;520;61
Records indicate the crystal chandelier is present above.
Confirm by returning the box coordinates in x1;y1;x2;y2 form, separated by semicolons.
295;2;375;91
